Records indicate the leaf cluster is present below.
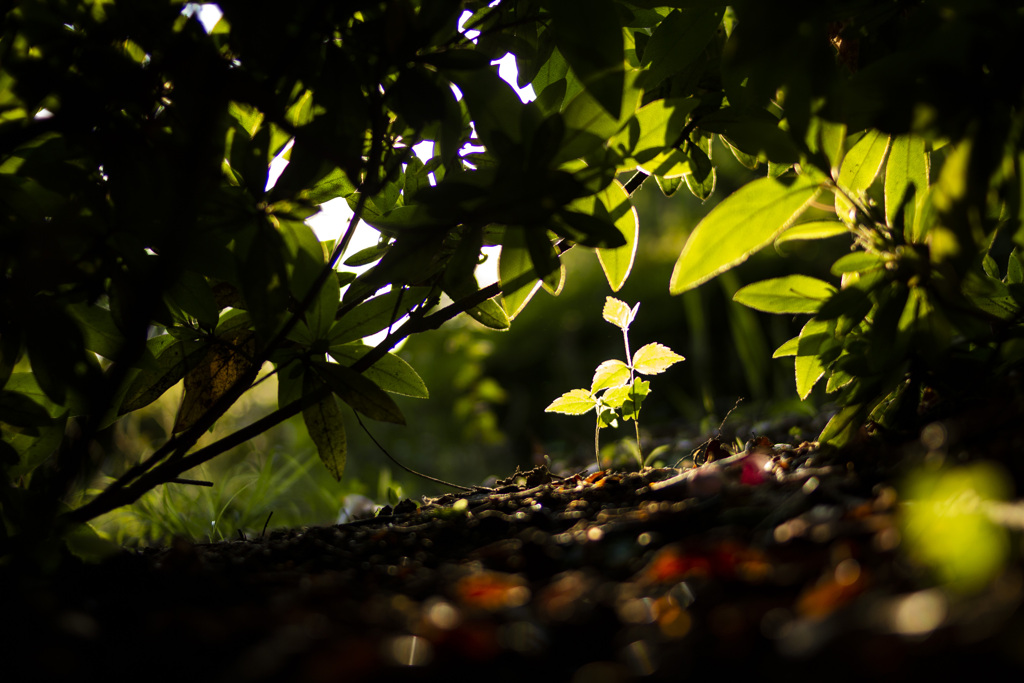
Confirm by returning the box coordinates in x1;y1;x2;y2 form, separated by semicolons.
1;0;1022;555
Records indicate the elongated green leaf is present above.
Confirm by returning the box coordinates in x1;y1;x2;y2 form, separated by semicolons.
330;289;427;345
734;275;835;314
302;167;356;204
669;175;820;294
328;343;428;398
0;390;53;429
67;303;125;360
466;298;511;330
595;180;639;292
313;361;405;425
775;220;848;245
773;336;799;358
120;338;207;414
302;381;347;482
602;296;635;329
632;342;685;375
499;228;543;319
835;129;890;222
885;134;929;226
591;360;631;393
830;252;884;275
795;318;831;399
545;388;596;415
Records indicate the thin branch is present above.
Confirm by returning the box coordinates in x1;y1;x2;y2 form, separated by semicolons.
352;412;473;492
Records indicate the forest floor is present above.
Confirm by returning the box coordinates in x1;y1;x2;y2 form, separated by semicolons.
5;400;1024;682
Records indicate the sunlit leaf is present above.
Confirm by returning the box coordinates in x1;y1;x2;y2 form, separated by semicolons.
591;360;630;393
835;129;890;223
775;220;848;246
885;134;929;227
795;318;831;399
602;296;634;329
733;275;835;314
594;180;639;292
632;342;685;375
328;343;428;398
499;228;543;319
545;388;596;415
312;361;405;425
670;176;820;293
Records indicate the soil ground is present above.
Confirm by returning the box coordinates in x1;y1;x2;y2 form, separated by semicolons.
5;414;1024;682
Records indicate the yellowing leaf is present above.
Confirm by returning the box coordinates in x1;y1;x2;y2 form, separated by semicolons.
173;331;255;433
303;391;347;481
591;359;631;392
631;342;685;375
545;388;596;415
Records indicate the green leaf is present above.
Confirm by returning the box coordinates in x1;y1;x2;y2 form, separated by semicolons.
344;243;390;267
884;134;929;227
328;343;429;398
546;0;625;118
632;342;685;375
640;7;721;90
466;297;511;330
312;361;405;425
524;229;564;295
545;388;596;415
602;296;636;330
831;252;884;275
612;97;700;163
733;275;835;314
775;220;848;246
773;336;799;358
0;390;53;429
795;318;831;400
301;167;357;204
330;289;426;345
166;271;220;330
499;228;544;319
594;180;639;292
670;176;820;293
835;129;890;223
591;360;631;393
446;67;524;151
618;378;650;422
302;377;347;482
66;303;125;360
119;338;207;414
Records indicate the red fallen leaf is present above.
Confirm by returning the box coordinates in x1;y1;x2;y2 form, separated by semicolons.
454;571;530;611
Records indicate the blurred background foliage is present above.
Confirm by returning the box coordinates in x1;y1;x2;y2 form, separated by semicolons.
105;140;852;543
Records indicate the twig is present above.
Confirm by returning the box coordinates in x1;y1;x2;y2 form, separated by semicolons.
168;478;213;487
352;412;474;492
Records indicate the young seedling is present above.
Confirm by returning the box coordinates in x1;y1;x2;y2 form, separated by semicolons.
545;297;685;472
